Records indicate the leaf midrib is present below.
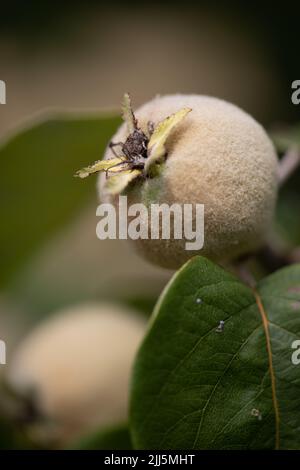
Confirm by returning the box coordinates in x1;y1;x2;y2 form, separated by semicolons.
254;289;280;450
191;321;264;449
139;293;255;432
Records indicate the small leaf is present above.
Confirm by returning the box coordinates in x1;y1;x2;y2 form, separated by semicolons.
272;124;300;152
145;108;191;173
130;257;300;450
122;93;137;135
0;113;121;287
69;423;132;450
0;416;34;449
75;157;126;178
104;169;142;195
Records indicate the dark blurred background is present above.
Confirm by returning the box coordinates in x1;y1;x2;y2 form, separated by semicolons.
1;0;300;137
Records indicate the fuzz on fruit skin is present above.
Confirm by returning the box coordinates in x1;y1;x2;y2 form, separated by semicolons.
98;94;278;270
7;303;146;444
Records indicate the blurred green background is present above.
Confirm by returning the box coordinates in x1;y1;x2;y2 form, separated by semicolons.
0;0;300;449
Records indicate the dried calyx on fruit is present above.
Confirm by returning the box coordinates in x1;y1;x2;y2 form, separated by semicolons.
75;93;191;195
76;93;278;269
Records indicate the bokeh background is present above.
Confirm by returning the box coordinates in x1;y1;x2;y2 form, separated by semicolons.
0;0;300;449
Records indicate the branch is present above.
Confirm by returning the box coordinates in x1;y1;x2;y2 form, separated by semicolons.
278;147;300;187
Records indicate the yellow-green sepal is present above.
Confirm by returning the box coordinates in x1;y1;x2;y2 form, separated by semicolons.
145;107;191;173
74;157;127;179
103;169;142;195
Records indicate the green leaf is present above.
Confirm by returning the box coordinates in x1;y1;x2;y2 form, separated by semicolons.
272;124;300;152
0;112;121;287
0;416;34;449
0;418;17;449
130;257;300;450
69;423;132;450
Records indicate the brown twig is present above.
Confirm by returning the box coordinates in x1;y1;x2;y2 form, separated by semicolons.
278;147;300;187
236;263;257;287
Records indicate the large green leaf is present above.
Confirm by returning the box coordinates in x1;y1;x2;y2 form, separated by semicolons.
0;417;34;449
0;113;121;287
130;257;300;449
